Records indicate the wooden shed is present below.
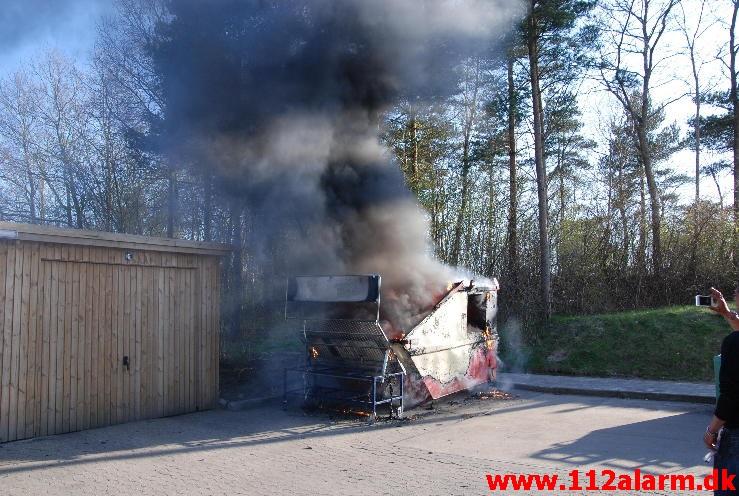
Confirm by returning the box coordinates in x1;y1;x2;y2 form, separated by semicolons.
0;222;229;443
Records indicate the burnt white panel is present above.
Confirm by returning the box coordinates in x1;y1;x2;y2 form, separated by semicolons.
404;291;479;384
291;275;377;302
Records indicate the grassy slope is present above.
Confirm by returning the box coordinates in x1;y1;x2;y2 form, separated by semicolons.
521;306;731;382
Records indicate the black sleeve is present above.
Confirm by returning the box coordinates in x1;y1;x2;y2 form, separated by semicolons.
715;335;739;421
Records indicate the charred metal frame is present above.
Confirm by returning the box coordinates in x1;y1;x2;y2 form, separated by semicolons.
283;276;405;421
283;367;404;420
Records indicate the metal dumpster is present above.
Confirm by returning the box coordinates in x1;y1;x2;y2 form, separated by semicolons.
283;274;499;419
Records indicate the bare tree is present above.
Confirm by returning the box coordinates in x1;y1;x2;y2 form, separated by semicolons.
526;1;552;317
0;70;43;222
730;0;739;274
678;0;712;201
33;51;91;228
450;57;482;267
506;52;519;307
597;0;682;280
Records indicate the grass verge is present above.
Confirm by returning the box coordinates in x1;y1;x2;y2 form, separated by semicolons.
507;306;731;382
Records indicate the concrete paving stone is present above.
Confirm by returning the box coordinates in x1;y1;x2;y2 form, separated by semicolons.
0;388;717;495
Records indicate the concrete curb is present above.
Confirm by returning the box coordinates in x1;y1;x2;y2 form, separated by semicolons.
220;396;282;411
511;382;716;405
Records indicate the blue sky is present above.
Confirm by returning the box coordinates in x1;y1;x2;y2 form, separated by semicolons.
0;0;733;204
0;0;114;74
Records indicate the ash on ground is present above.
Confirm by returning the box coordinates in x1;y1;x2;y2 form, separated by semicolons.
468;388;516;401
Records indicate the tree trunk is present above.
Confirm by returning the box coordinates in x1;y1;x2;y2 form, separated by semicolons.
450;60;480;267
411;115;419;188
639;14;662;279
638;165;647;271
687;38;702;283
617;165;629;267
166;164;177;238
506;54;519;305
485;159;496;276
559;152;566;227
203;173;213;241
527;6;551;318
450;132;472;267
692;50;701;202
635;122;662;276
38;177;45;223
731;0;739;276
64;183;73;227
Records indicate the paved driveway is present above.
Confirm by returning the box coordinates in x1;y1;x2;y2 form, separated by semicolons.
0;391;715;495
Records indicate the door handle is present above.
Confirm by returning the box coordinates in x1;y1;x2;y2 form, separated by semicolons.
123;356;130;371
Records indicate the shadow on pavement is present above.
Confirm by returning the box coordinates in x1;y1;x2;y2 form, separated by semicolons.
530;411;708;472
0;390;711;476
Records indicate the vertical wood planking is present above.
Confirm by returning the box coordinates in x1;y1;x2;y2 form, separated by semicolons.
110;256;123;423
0;237;222;443
166;261;175;415
110;256;117;424
0;242;13;442
9;241;27;441
0;243;6;442
181;263;187;413
194;259;201;410
201;258;209;408
25;243;40;438
116;259;124;422
181;263;188;412
156;266;165;416
90;250;100;428
36;246;49;437
83;247;93;430
191;260;198;410
214;258;220;405
148;261;157;417
76;248;87;431
140;258;148;417
130;263;137;420
16;243;29;440
177;264;184;414
175;264;187;413
186;264;194;411
60;245;72;433
134;264;142;420
55;245;65;433
68;247;79;433
103;256;112;426
141;256;155;418
39;251;49;437
170;263;178;414
48;253;60;434
201;258;211;408
122;263;130;423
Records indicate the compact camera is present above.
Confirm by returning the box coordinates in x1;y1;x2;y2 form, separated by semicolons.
695;295;717;307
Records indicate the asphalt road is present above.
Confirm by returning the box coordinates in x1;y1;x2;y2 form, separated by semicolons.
0;390;716;495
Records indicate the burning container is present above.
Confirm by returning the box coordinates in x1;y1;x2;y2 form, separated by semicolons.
283;275;499;419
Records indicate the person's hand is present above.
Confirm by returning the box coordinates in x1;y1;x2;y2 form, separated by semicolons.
704;427;719;450
710;287;731;316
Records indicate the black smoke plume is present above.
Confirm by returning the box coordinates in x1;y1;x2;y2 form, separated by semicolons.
150;0;521;330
